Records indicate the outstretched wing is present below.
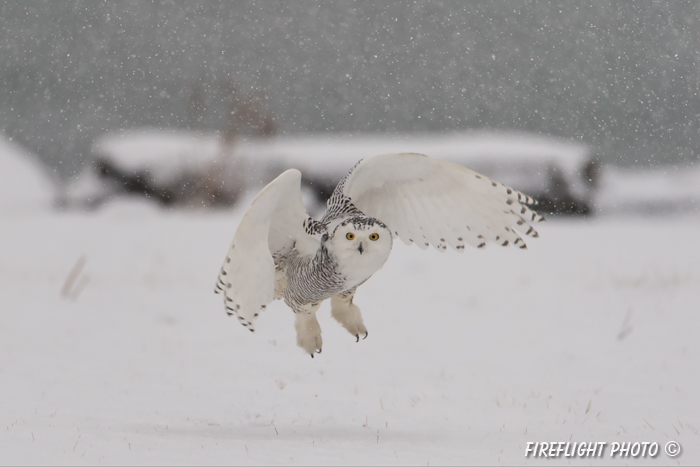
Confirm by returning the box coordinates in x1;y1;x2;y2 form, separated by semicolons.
215;169;317;332
336;153;544;251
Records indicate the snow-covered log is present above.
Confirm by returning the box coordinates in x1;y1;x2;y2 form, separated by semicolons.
69;129;597;214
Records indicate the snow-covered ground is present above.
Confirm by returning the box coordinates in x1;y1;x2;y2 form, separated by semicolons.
1;134;699;464
2;195;699;464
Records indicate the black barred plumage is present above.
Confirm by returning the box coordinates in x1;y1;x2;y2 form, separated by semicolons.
282;244;345;311
320;159;365;224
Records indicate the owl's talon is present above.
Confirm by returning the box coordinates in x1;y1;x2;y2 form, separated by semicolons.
363;331;368;340
355;334;359;342
295;306;323;356
316;348;322;354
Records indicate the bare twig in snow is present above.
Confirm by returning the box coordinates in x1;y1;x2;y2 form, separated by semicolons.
617;308;633;341
61;256;89;301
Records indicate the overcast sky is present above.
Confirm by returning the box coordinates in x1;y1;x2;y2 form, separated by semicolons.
1;1;699;177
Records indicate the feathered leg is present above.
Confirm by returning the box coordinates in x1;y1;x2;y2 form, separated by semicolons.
294;302;323;357
331;288;368;342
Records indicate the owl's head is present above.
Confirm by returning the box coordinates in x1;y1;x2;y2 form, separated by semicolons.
326;216;393;284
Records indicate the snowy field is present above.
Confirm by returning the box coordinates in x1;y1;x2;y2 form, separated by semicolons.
1;134;699;465
1;197;699;465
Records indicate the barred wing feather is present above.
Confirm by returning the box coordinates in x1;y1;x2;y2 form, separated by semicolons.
342;153;543;252
215;169;313;332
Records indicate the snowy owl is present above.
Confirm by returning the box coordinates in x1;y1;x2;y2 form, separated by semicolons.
215;153;543;357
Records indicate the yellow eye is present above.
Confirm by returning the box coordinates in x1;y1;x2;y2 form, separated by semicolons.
369;233;379;241
346;232;355;240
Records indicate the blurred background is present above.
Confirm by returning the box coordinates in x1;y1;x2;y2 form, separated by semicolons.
2;0;700;215
3;4;700;463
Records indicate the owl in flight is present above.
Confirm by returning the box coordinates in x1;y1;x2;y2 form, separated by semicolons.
215;153;543;357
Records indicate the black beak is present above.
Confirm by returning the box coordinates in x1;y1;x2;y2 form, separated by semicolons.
357;242;364;255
